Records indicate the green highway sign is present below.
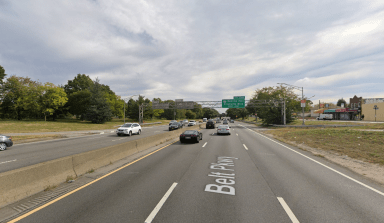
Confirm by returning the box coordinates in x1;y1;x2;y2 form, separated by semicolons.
222;99;245;108
233;96;245;100
222;96;245;108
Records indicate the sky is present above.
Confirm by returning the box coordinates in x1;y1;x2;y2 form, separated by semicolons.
1;0;384;111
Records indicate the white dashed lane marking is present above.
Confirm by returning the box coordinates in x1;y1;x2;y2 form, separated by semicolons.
0;159;17;165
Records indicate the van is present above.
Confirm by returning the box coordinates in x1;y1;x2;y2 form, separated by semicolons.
203;118;207;122
317;114;333;120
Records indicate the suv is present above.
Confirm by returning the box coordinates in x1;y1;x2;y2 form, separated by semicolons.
116;123;142;136
206;119;215;129
188;120;197;126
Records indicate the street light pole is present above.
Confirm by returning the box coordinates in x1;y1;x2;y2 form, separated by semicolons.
123;95;138;123
278;83;306;126
301;86;304;126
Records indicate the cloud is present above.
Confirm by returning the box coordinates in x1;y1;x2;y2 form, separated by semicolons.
0;0;384;107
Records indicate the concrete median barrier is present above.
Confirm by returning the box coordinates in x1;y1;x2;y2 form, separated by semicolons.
0;124;205;208
72;140;138;176
0;156;75;208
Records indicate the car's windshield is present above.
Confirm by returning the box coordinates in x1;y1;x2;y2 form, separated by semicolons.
122;124;132;127
171;123;179;126
218;125;229;128
184;131;196;134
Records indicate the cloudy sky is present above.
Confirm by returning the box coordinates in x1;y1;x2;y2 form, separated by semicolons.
1;0;384;108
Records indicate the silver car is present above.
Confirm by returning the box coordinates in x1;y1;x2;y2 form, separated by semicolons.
0;135;13;151
217;125;231;135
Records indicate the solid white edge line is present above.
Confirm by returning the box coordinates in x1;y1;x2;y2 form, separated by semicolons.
243;144;248;150
239;124;384;197
202;142;207;147
145;182;178;223
277;197;300;223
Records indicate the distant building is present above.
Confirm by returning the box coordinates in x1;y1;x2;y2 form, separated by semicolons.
349;95;362;120
362;98;384;121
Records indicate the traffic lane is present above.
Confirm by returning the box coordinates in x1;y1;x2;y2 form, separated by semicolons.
0;125;176;173
236;124;384;222
154;128;291;222
14;129;211;223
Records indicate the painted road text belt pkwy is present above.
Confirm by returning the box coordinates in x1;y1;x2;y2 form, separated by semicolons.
204;156;238;195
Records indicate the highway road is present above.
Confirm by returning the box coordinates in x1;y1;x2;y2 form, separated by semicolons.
5;122;384;223
0;124;184;173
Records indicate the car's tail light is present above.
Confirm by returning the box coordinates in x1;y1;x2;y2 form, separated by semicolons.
192;135;196;137
226;129;229;130
180;135;184;137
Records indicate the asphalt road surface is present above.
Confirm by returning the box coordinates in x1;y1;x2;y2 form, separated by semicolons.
0;124;186;173
6;123;384;222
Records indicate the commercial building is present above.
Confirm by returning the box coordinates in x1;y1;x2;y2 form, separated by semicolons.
361;98;384;122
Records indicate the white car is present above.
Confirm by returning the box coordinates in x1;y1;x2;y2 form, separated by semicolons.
188;120;197;126
116;123;142;136
217;125;231;135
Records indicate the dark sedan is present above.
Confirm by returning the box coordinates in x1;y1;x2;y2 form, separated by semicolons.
0;135;13;151
180;130;203;143
169;122;183;131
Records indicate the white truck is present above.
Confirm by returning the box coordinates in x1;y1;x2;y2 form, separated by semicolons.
317;114;333;120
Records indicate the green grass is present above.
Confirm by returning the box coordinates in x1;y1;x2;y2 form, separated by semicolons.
0;118;170;133
267;128;384;165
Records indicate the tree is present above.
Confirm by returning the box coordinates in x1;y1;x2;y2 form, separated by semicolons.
152;98;165;119
185;110;196;119
161;100;176;120
247;86;301;125
202;108;220;119
0;65;7;85
337;98;347;107
0;76;42;120
84;79;113;124
192;103;203;118
64;74;94;119
153;108;164;118
100;84;124;118
40;83;68;121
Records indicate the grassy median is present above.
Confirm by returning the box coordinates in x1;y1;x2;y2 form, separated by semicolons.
266;128;384;165
0;118;170;133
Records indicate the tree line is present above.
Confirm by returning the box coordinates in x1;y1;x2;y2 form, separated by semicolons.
0;65;220;123
226;85;312;125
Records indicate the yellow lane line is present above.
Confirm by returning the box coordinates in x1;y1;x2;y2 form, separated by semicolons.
8;141;177;223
